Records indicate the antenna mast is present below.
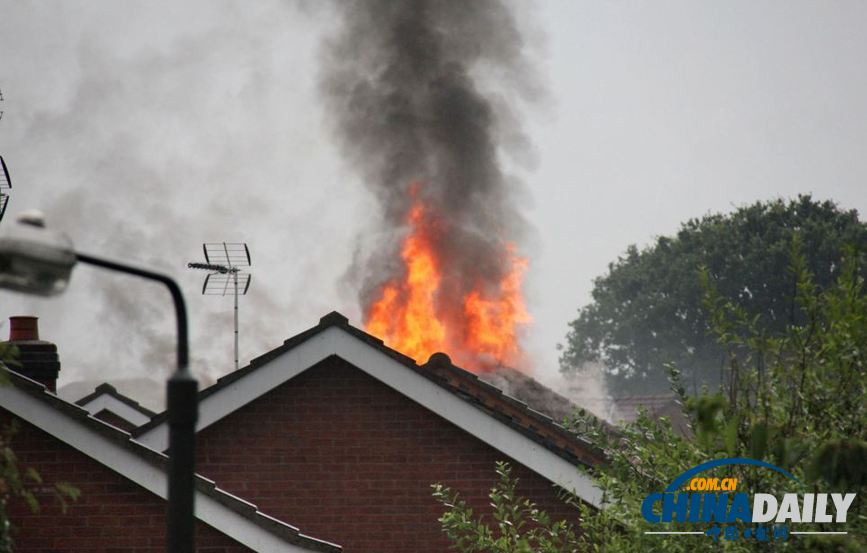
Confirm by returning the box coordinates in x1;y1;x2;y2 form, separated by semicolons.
187;242;252;371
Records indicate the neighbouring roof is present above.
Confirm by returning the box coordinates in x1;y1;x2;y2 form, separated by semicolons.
135;311;606;507
75;382;156;429
0;368;341;553
59;377;164;412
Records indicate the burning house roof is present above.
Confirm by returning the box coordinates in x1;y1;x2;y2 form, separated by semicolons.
135;311;606;506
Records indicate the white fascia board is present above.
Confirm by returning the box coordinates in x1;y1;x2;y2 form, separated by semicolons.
0;384;331;552
137;326;603;507
79;395;153;427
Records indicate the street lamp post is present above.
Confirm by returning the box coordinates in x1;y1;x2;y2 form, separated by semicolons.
0;213;198;552
75;253;198;552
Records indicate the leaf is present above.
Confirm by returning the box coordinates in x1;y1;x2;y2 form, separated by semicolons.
23;491;39;514
749;422;768;460
55;482;80;501
24;467;42;484
723;416;738;457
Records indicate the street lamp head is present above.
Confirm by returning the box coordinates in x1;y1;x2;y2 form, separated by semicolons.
0;210;77;296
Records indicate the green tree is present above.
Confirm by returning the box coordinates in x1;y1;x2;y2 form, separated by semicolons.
570;241;866;551
437;242;866;551
432;462;582;552
559;195;867;394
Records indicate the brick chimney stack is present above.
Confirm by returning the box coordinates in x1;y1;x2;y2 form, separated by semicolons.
3;316;61;392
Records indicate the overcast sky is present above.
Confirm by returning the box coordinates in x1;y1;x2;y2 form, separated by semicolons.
1;1;865;405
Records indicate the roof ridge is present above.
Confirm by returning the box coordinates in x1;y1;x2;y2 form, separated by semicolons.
418;355;604;467
137;312;606;468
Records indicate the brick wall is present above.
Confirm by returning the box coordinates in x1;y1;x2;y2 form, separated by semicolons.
1;409;252;553
196;356;586;553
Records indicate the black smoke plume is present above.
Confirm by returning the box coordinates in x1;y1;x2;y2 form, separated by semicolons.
322;0;538;329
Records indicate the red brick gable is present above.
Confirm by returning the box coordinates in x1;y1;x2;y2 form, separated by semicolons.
136;313;603;505
195;356;585;553
1;409;251;553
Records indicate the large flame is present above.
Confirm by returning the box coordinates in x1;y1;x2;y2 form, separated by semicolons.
365;187;531;372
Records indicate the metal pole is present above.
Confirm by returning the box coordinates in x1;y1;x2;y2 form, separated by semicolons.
233;269;239;371
76;253;197;553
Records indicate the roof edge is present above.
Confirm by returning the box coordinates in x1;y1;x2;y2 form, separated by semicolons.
75;382;157;418
0;368;341;552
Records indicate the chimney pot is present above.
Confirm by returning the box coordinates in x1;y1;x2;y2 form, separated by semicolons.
9;316;40;341
426;352;452;368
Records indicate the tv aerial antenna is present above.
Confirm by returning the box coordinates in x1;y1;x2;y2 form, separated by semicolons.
0;156;11;223
187;243;252;371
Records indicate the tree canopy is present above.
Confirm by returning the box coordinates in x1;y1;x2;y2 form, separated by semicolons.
559;195;867;395
436;243;867;551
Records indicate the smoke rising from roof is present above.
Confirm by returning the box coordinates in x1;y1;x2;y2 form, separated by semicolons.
481;361;616;423
322;0;541;364
0;0;609;414
0;2;361;405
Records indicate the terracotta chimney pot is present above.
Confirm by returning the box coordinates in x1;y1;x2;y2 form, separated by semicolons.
9;316;40;341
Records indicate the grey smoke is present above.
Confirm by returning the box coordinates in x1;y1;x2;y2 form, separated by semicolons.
0;1;360;405
322;0;540;329
0;0;561;410
480;361;616;423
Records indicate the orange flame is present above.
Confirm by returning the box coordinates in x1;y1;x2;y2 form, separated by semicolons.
365;187;530;372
